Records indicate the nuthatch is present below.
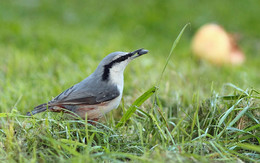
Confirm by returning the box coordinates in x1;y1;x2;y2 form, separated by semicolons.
27;48;148;120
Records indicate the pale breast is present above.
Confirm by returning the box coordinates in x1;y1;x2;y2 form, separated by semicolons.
68;95;122;120
100;94;122;114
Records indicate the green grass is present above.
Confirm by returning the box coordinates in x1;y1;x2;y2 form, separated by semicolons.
0;0;260;162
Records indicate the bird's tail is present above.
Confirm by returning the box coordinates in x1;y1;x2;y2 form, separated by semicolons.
26;103;48;116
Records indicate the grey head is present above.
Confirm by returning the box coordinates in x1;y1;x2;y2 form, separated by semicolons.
93;48;149;82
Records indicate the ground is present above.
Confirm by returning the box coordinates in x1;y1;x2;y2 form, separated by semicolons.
0;1;259;162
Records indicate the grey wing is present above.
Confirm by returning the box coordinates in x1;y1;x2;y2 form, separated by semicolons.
49;82;120;105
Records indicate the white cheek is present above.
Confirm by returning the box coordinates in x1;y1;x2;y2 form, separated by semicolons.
112;60;129;72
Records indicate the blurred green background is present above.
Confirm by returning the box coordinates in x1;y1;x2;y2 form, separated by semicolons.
0;0;260;113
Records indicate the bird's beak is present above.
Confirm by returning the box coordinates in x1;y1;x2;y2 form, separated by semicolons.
130;48;148;59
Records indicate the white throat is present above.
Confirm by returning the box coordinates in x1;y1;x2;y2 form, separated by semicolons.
110;68;124;94
109;60;129;94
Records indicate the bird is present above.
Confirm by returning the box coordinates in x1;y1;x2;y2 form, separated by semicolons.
26;48;148;121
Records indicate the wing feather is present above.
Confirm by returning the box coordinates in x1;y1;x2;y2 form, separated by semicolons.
49;82;120;106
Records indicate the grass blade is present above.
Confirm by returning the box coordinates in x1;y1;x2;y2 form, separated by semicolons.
228;105;250;127
157;23;190;86
116;86;158;128
236;143;260;153
217;98;244;127
149;113;167;140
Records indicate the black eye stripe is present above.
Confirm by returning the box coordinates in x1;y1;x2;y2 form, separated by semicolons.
102;53;132;81
112;53;132;63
